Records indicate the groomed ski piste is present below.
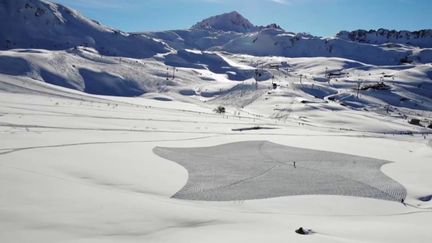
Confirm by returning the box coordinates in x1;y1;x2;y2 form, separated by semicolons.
1;0;432;242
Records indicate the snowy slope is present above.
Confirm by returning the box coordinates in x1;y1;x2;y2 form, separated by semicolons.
1;46;432;132
0;0;171;58
0;47;260;97
1;77;432;243
147;29;244;51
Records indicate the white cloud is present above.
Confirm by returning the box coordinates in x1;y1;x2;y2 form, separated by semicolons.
270;0;288;4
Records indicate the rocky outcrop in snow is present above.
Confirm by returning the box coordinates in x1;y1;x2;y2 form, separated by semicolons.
191;11;257;33
337;29;432;48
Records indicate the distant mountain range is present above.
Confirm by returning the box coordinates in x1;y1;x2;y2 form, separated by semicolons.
337;29;432;48
1;0;432;66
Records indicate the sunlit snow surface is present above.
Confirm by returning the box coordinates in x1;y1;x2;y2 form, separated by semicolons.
155;141;406;201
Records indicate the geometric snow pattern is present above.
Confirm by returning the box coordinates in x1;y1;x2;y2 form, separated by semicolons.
154;141;406;202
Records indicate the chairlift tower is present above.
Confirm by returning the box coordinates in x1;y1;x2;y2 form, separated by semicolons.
356;79;362;98
172;67;176;80
254;69;259;90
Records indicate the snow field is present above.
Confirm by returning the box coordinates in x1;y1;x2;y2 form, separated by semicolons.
1;86;431;243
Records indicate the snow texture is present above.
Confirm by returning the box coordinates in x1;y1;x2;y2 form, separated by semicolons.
154;141;407;201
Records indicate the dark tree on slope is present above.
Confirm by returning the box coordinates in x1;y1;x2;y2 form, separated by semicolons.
214;106;226;114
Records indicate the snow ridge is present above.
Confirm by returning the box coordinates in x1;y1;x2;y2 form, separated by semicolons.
0;0;171;58
337;29;432;48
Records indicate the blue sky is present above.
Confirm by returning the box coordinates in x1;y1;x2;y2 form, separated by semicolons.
54;0;431;36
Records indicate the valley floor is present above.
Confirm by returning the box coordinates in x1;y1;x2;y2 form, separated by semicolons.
1;76;432;243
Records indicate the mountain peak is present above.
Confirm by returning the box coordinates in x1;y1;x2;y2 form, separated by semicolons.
263;23;284;31
0;0;170;57
191;11;256;33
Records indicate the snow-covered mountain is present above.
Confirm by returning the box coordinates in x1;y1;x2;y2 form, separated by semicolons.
0;0;431;116
148;12;432;66
2;1;431;65
337;29;432;48
191;11;257;33
0;0;171;58
146;14;285;51
216;27;432;65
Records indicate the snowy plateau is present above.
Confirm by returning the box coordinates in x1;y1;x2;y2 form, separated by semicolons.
1;0;432;243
